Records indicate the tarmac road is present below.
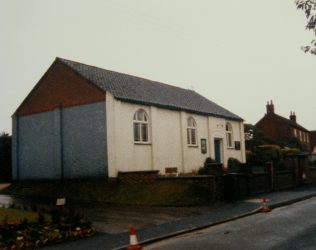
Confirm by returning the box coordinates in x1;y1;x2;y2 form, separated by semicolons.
2;183;316;249
144;197;316;250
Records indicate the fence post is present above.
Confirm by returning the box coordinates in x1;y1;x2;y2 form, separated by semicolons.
268;162;274;191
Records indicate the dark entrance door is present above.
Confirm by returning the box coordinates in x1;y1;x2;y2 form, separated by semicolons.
214;139;222;164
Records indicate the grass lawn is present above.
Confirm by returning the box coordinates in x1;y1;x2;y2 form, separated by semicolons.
0;208;50;224
1;180;212;206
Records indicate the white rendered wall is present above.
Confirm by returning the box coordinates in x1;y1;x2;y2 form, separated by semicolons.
150;107;183;172
106;92;246;177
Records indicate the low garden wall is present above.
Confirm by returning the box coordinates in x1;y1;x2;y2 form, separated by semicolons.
118;170;159;183
249;173;271;194
221;169;296;200
117;166;299;202
157;176;223;201
117;154;313;201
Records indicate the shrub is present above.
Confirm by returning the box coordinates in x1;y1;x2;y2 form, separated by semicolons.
246;150;256;166
281;147;300;155
197;157;216;175
254;145;282;165
197;157;223;176
227;157;242;173
228;157;241;168
203;157;217;166
0;132;11;181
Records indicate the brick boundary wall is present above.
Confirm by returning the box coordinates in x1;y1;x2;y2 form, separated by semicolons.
116;158;313;201
118;171;160;184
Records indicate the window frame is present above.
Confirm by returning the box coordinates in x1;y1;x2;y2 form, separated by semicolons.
226;122;234;149
187;117;198;147
293;128;297;137
133;109;150;144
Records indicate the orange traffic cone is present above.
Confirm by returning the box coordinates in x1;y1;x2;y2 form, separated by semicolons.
127;227;142;250
261;198;271;212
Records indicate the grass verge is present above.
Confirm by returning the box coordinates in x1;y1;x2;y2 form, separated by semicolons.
1;180;212;206
0;208;50;224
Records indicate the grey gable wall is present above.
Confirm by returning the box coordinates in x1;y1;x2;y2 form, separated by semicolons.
15;111;57;179
62;102;107;178
12;102;107;180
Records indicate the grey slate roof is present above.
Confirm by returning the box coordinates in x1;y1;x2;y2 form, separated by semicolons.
58;57;243;121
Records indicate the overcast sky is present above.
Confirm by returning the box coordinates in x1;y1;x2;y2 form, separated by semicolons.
1;0;315;134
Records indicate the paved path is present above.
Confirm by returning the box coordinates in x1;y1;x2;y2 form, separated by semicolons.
41;184;316;250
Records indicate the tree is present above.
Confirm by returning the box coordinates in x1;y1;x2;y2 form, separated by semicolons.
244;124;271;151
295;0;316;54
0;132;12;181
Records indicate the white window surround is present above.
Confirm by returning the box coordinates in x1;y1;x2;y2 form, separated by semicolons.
133;109;150;144
187;117;197;146
226;122;234;148
293;128;297;137
304;132;308;143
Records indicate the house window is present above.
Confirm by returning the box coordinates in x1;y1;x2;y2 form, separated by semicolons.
133;109;149;143
293;128;297;137
304;132;308;143
187;117;197;146
226;122;233;148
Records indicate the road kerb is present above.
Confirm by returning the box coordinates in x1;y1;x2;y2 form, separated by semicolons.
114;192;316;250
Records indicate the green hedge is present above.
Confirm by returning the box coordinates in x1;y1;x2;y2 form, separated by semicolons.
0;133;11;181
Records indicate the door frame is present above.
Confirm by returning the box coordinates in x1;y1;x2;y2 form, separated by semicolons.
214;138;223;164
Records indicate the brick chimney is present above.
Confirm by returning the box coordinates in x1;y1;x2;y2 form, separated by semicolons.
266;100;274;114
290;111;296;123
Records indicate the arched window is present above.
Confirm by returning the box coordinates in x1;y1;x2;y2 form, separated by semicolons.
133;109;149;143
226;122;233;148
187;117;197;146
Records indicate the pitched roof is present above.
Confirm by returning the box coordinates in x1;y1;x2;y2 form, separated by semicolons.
57;58;242;121
256;113;309;132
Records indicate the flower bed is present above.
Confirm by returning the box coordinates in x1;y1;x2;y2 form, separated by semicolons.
0;208;95;249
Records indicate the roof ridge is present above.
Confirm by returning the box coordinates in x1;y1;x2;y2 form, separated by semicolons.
268;113;309;131
56;57;242;121
57;57;199;93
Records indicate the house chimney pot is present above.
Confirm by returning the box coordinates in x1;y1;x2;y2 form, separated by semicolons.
266;100;275;114
290;111;296;123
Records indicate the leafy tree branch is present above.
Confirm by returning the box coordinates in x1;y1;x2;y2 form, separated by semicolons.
295;0;316;54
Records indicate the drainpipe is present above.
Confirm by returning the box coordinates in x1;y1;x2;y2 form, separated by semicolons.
16;115;20;181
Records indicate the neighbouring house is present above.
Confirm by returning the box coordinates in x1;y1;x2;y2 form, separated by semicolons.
310;131;316;153
255;101;311;151
12;57;246;180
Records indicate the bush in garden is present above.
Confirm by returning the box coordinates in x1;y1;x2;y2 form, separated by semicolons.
246;150;256;166
198;157;225;176
227;157;242;173
281;147;300;155
0;132;12;181
198;157;217;175
254;145;282;165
